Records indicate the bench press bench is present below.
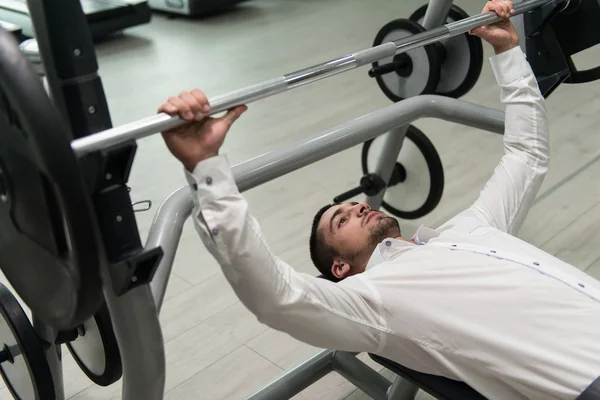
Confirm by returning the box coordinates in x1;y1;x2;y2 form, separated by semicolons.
296;275;488;400
369;354;487;400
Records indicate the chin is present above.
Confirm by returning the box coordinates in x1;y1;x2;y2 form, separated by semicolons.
369;216;401;244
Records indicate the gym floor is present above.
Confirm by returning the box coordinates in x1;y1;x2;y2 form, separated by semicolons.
2;0;600;399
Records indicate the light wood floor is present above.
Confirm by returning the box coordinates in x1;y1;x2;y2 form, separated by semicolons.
1;0;600;399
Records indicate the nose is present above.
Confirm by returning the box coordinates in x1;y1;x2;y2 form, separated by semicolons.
355;202;371;216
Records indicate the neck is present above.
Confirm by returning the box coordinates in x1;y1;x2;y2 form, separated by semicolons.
393;235;414;244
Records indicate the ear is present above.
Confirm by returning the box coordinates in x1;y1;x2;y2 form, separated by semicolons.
331;258;352;280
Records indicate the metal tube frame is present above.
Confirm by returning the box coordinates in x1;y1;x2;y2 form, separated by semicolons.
387;375;421;400
422;0;455;29
69;0;555;157
365;125;410;210
138;95;504;400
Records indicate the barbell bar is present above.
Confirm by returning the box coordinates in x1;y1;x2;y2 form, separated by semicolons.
70;0;562;157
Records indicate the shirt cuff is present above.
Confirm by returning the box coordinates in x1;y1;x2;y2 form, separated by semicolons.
489;45;532;86
184;155;239;206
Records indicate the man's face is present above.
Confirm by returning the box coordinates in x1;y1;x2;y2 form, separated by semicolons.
318;202;401;279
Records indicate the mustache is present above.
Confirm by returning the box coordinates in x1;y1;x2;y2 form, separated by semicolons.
363;211;379;226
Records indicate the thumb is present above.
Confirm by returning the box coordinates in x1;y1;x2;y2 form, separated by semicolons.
469;26;487;36
221;105;247;124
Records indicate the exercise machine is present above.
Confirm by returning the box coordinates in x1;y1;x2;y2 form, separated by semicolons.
0;0;599;399
0;0;151;39
147;0;251;16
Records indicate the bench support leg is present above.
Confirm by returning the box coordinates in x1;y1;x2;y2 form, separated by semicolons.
387;375;420;400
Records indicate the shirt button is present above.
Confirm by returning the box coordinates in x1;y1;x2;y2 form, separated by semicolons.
579;283;585;288
212;227;219;236
490;250;496;253
385;241;391;246
206;176;213;185
533;262;539;266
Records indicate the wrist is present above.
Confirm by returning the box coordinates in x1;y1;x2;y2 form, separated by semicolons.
183;152;219;172
493;42;518;55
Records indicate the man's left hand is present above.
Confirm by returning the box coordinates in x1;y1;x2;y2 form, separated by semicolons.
470;0;519;54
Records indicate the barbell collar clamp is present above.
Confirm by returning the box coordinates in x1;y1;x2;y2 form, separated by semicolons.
368;53;413;78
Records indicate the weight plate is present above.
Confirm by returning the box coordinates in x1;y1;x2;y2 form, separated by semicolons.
361;125;444;220
371;19;442;102
410;4;484;99
0;283;55;400
67;303;122;386
0;27;105;329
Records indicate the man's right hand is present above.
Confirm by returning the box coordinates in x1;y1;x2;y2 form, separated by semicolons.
159;89;247;172
470;0;519;55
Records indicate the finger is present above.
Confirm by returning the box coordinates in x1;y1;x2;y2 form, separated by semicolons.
157;102;178;115
179;90;202;117
487;1;506;17
481;1;491;14
168;96;194;121
190;89;211;116
179;90;203;120
219;105;247;127
469;26;487;36
500;0;512;17
506;1;516;15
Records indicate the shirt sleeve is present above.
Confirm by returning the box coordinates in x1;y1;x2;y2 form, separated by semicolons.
443;46;549;236
183;155;386;353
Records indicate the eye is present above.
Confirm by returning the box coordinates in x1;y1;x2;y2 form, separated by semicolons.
338;217;346;227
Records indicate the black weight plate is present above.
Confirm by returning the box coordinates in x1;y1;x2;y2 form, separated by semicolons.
361;125;444;220
372;19;442;102
0;28;105;329
410;4;484;99
67;303;122;387
0;283;55;399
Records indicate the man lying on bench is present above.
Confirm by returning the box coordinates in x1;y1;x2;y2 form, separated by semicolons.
158;1;600;398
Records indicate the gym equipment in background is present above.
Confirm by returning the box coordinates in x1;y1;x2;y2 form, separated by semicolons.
0;0;151;39
523;0;600;97
369;4;483;103
333;125;444;220
367;0;600;102
147;0;250;16
1;0;599;398
360;125;444;220
0;283;55;399
369;19;443;102
409;4;483;99
65;304;122;387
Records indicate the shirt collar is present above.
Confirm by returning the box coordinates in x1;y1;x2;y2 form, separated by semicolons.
365;225;440;270
411;224;440;244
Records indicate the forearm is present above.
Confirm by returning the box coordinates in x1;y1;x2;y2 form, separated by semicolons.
452;46;549;235
491;46;549;169
184;155;300;316
183;155;384;351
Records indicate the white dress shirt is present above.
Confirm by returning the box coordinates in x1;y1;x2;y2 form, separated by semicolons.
184;46;600;400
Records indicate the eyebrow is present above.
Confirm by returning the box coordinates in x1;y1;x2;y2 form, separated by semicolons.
329;202;358;233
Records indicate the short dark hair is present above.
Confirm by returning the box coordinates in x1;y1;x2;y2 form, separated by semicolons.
309;203;341;282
